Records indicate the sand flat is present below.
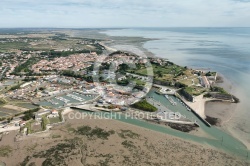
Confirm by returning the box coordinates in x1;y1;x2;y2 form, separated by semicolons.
0;113;249;165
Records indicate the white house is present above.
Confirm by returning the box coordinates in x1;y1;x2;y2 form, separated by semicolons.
47;110;59;118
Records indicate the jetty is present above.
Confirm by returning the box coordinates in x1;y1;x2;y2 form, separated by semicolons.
70;105;98;112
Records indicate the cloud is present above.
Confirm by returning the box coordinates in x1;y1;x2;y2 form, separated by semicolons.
0;0;250;27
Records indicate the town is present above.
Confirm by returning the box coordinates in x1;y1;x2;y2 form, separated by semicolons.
0;31;239;137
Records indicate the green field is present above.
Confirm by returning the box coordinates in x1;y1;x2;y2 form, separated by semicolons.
15;103;38;109
129;64;187;82
183;86;207;96
0;41;29;52
49;117;61;124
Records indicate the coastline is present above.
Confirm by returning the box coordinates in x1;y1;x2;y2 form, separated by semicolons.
204;73;250;149
98;30;250;150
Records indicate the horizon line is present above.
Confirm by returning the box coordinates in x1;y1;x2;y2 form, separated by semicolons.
1;26;250;29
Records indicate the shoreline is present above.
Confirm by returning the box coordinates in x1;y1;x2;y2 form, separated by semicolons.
99;30;250;150
204;73;250;149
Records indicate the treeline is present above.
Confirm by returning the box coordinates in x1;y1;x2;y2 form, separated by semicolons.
41;49;102;58
12;57;38;75
9;84;21;91
61;70;81;78
22;108;40;121
132;100;157;112
0;107;39;122
60;70;93;83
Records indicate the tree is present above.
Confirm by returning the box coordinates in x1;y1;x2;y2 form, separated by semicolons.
85;76;93;83
118;63;130;73
41;116;49;130
59;112;63;122
156;71;163;78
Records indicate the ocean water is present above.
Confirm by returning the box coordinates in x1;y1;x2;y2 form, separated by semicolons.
103;28;250;147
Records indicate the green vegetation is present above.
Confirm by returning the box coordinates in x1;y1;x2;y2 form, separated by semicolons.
15;103;38;110
12;57;38;75
131;99;157;112
49;117;61;124
59;111;63;121
210;86;228;94
26;143;38;152
118;63;130;73
74;125;115;140
183;86;207;96
132;63;185;78
0;98;6;106
52;134;61;139
118;130;140;139
174;82;188;88
125;62;196;87
61;70;82;78
204;93;212;98
22;108;39;121
122;140;136;149
117;79;129;86
32;138;84;166
9;83;23;91
41;116;49;130
41;48;102;59
20;156;32;166
206;71;217;76
24;121;33;134
23;76;37;82
0;41;29;52
0;145;12;157
99;62;111;70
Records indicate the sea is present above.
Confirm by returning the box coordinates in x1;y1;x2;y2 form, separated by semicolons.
102;27;250;147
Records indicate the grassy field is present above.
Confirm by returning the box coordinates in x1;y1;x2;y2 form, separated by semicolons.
0;41;29;52
129;78;146;86
184;86;207;96
49;117;61;124
0;108;19;114
31;122;43;133
15;103;38;109
130;64;188;82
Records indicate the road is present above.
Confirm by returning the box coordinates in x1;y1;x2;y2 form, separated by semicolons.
0;67;8;80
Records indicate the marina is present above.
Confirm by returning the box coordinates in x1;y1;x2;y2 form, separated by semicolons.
165;95;177;106
38;92;98;108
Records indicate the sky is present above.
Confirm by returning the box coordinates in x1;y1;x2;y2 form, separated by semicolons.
0;0;250;28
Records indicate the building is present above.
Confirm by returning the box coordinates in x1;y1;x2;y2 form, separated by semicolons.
116;74;126;81
199;76;210;88
35;115;42;121
35;110;51;120
19;121;26;126
47;110;59;118
51;110;59;116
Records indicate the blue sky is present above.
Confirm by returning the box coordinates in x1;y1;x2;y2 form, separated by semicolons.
0;0;250;28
